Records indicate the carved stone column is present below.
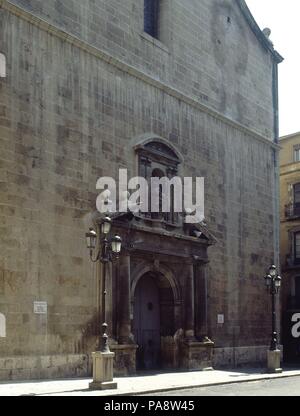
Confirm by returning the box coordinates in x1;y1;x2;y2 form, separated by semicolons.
185;263;195;339
118;254;133;344
195;261;209;339
110;253;137;376
181;260;214;371
140;156;152;218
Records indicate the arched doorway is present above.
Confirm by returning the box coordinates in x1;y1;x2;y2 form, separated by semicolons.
133;271;175;370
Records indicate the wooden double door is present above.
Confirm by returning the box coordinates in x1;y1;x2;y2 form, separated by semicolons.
133;274;161;370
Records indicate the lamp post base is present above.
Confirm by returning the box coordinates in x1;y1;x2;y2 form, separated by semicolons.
267;349;282;374
89;381;118;390
89;351;118;390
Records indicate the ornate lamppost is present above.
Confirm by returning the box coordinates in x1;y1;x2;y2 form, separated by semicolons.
264;265;282;373
86;216;122;390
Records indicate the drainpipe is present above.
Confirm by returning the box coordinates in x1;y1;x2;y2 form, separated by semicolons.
272;60;280;265
272;59;281;346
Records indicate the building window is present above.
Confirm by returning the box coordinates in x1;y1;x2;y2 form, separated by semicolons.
294;146;300;162
144;0;159;38
0;53;6;78
294;184;300;216
294;232;300;264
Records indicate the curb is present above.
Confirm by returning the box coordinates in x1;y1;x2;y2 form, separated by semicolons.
115;371;300;396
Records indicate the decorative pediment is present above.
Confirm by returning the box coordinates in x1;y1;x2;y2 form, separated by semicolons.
144;141;180;162
134;136;183;168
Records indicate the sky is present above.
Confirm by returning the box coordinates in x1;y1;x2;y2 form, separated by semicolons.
246;0;300;137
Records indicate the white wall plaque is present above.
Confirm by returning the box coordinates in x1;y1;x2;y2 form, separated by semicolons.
34;301;47;315
217;314;224;325
0;53;6;78
0;313;6;337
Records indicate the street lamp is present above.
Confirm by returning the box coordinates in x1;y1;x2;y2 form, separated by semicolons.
86;216;122;389
264;264;282;373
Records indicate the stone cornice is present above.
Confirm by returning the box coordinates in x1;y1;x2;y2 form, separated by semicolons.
280;165;300;176
0;0;280;150
114;220;211;247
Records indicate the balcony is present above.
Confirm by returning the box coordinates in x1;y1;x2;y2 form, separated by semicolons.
285;203;300;219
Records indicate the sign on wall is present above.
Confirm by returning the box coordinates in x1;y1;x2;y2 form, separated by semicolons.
0;313;6;337
0;53;6;78
33;302;48;315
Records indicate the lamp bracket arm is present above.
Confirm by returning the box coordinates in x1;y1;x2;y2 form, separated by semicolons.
90;250;100;263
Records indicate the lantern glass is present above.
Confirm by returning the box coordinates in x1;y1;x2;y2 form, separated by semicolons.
269;265;276;277
275;275;282;288
101;217;112;235
86;228;97;250
264;274;272;287
112;235;122;254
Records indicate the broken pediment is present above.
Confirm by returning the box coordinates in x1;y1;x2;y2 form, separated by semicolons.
186;222;218;246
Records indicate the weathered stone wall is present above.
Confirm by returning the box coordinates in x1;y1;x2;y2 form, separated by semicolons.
0;0;279;379
213;345;281;369
0;354;91;380
6;0;274;138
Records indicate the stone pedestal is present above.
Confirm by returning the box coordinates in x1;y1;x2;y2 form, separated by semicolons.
89;351;118;390
267;350;282;374
181;339;214;371
110;344;138;376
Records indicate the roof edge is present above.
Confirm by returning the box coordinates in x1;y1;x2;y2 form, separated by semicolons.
236;0;284;64
279;131;300;141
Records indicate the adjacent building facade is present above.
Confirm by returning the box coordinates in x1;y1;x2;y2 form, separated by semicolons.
280;132;300;362
0;0;283;380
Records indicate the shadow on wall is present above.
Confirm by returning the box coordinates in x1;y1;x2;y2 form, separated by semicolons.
0;313;6;338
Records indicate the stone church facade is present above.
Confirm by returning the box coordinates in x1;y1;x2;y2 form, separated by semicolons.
0;0;282;380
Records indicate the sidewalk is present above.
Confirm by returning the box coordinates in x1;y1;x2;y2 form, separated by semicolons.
1;367;300;396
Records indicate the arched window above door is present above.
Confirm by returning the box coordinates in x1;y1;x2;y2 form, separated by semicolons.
135;137;182;178
134;137;182;224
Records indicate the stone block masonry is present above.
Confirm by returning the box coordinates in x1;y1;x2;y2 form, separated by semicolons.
0;0;282;379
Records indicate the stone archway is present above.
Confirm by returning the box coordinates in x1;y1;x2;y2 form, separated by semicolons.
132;271;176;370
